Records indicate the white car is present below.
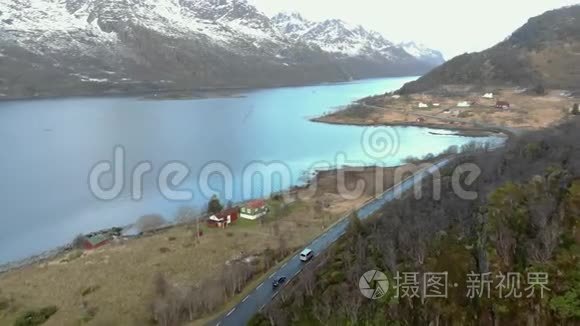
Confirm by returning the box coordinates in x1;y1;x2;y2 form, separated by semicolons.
299;248;314;262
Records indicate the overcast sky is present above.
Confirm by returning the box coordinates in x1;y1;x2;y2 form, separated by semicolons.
248;0;579;59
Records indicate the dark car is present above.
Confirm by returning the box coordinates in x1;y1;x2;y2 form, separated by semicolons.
272;276;287;288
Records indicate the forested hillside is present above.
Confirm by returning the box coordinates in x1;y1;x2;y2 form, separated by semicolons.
253;117;580;325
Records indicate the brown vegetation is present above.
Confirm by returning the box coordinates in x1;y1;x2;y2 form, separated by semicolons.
257;117;580;325
315;88;574;134
0;164;417;325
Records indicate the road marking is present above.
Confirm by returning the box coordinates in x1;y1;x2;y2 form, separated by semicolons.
242;295;250;303
226;308;236;317
259;304;266;311
294;270;300;277
269;272;276;278
281;262;287;269
257;282;264;289
216;322;221;326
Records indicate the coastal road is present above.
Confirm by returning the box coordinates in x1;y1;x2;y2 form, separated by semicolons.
211;159;451;326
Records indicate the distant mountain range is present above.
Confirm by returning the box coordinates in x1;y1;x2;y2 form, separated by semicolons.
0;0;444;99
399;5;580;94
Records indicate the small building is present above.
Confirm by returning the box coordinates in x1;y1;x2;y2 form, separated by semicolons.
482;93;494;99
240;200;268;220
83;233;110;250
457;101;471;108
392;94;401;99
418;102;429;108
495;101;510;109
207;207;239;228
432;103;441;107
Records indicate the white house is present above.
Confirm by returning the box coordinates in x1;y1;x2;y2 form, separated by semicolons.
432;103;441;107
240;200;268;220
392;95;401;99
418;102;429;108
482;93;494;99
457;101;471;108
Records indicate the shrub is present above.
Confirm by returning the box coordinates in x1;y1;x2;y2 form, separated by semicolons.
207;195;223;215
71;234;87;249
0;298;10;312
442;145;459;156
248;313;270;326
67;250;83;261
270;193;284;201
422;153;435;161
80;285;100;297
14;306;58;326
402;155;421;164
158;247;171;254
457;111;470;118
533;84;546;95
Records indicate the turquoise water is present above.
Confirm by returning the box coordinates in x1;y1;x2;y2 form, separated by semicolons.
0;77;500;264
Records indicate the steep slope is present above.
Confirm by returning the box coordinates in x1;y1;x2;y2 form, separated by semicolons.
257;119;580;325
271;12;316;41
271;12;442;64
270;12;442;80
0;0;442;99
399;5;580;94
398;41;445;66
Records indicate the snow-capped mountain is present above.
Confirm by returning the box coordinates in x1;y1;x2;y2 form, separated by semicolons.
271;12;316;41
271;12;444;63
398;41;445;66
0;0;443;99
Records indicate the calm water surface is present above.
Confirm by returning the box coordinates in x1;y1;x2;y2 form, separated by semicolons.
0;77;500;264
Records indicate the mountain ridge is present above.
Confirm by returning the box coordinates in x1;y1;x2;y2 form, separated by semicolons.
0;0;444;99
399;5;580;94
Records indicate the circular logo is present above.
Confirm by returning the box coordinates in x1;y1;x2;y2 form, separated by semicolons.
359;270;389;299
361;127;400;160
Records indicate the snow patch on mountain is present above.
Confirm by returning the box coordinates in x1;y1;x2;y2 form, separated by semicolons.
0;0;445;99
272;12;433;63
398;41;445;64
271;11;315;40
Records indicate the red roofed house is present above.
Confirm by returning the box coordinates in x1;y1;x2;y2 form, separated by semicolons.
496;101;511;109
240;200;268;220
207;207;239;228
83;233;111;250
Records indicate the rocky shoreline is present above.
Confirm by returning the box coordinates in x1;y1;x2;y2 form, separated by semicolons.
311;116;505;138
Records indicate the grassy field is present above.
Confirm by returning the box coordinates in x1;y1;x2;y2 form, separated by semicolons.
315;88;576;133
0;165;415;325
